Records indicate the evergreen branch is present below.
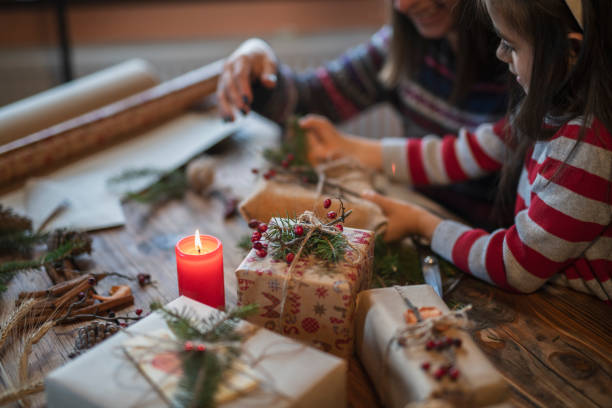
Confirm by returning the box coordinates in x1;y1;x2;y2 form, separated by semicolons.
0;231;47;256
109;168;189;205
0;237;91;291
151;304;259;408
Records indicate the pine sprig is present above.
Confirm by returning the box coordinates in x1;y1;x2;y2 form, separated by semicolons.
150;303;259;408
264;207;351;264
108;168;188;205
263;116;310;167
0;236;92;291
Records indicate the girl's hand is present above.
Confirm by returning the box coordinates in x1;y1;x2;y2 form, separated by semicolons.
299;114;382;169
216;38;278;121
361;190;442;242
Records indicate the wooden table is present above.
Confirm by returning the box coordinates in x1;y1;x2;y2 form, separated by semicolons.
1;113;610;408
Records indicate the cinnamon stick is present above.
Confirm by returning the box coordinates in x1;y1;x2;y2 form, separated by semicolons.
48;274;91;297
53;279;92;308
62;259;79;280
44;263;63;284
69;295;134;317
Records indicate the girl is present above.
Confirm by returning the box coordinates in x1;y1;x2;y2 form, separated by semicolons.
216;0;508;228
302;0;612;302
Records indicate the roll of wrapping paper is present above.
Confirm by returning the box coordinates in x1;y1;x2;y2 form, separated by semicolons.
0;60;223;186
0;59;159;145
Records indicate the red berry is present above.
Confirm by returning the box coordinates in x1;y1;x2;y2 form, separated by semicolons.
301;176;309;183
421;361;431;371
294;225;304;236
258;223;268;233
88;277;96;285
138;276;146;286
425;340;436;350
434;367;447;380
253;242;264;250
135;308;143;316
251;231;262;242
268;169;276;177
336;224;344;231
323;198;332;208
286;153;295;162
248;219;260;229
453;338;462;348
286;253;295;264
256;249;268;258
197;344;206;352
448;367;460;381
327;211;337;219
184;341;194;351
120;322;128;328
445;337;454;347
263;172;272;180
281;159;289;168
251;168;259;174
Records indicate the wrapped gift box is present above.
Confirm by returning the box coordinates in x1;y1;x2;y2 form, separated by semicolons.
354;285;509;407
46;296;346;408
236;225;374;358
239;180;387;232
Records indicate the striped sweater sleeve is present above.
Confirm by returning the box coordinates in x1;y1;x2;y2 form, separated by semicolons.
431;119;612;297
381;119;507;185
250;26;391;124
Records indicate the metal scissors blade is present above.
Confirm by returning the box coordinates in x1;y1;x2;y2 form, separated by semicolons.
422;255;443;298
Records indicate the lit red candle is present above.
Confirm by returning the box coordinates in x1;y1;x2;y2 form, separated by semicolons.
175;230;225;308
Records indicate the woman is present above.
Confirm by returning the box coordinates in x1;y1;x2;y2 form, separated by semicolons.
217;0;509;227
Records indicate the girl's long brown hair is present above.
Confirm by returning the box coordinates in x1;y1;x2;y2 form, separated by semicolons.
380;0;503;103
484;0;612;222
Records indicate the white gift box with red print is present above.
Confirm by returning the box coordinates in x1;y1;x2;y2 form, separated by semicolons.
236;226;375;358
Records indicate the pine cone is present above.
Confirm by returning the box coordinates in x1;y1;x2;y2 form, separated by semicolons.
0;205;32;234
69;321;120;358
47;229;92;256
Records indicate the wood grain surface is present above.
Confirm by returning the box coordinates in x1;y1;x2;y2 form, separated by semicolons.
0;114;610;408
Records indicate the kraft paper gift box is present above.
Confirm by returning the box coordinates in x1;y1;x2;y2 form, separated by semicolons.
236;225;375;358
354;285;509;408
45;296;346;408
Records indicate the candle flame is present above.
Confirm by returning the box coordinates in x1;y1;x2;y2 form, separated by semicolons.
391;162;396;176
195;229;202;253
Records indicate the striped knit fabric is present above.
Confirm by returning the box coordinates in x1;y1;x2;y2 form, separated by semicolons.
251;26;508;137
382;117;612;302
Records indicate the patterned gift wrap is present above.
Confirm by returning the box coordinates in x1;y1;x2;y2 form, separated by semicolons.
236;226;375;358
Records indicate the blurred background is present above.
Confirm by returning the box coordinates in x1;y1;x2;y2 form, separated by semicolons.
0;0;402;138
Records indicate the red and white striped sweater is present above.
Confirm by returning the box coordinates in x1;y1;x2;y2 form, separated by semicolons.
381;117;612;302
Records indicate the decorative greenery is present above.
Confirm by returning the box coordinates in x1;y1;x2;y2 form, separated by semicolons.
372;235;460;289
266;216;348;263
236;234;253;253
150;303;259;408
262;117;319;184
0;229;92;292
0;205;42;256
108;168;188;205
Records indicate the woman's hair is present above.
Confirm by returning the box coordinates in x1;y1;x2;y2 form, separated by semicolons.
486;0;612;222
380;0;503;103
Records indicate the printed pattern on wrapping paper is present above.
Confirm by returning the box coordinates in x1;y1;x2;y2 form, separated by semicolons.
235;226;375;357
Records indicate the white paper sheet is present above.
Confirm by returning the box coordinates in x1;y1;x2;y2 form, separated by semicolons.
0;112;238;231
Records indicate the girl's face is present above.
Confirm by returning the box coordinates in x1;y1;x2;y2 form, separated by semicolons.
393;0;458;38
486;2;534;93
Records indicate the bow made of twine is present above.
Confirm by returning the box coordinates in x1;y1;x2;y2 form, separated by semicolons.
379;289;473;407
276;210;363;335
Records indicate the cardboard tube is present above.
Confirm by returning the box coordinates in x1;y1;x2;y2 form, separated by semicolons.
0;58;158;145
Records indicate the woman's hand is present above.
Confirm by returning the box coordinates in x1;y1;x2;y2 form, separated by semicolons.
216;38;278;121
299;114;382;170
361;190;442;242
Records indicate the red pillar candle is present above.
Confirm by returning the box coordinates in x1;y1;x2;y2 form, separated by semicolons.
175;230;225;309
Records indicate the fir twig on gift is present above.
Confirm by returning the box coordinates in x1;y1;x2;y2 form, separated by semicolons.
149;303;259;408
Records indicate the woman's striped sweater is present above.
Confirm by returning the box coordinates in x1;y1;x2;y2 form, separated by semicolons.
382;118;612;302
251;26;508;137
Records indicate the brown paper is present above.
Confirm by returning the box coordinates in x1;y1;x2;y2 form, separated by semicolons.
354;285;509;407
239;180;386;232
236;225;375;358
